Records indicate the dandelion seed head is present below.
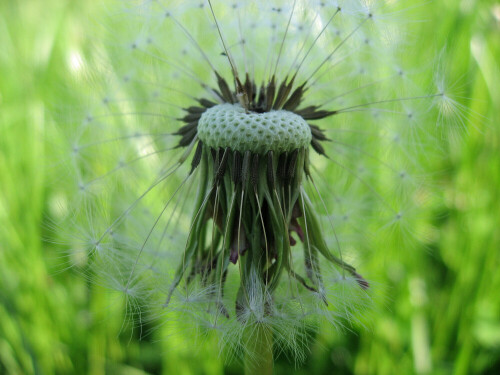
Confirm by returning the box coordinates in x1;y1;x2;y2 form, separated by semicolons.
54;0;465;363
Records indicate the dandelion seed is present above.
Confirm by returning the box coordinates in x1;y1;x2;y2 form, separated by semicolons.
59;0;460;369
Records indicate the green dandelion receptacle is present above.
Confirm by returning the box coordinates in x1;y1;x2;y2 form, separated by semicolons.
61;0;462;370
196;103;312;154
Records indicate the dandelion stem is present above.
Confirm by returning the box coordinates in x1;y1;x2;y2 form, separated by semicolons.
244;324;273;375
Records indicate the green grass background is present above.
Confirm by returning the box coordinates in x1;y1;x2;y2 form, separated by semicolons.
1;0;499;374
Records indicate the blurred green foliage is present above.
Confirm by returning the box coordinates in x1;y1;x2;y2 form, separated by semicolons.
1;0;499;374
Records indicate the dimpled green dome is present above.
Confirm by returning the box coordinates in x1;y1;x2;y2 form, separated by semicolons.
197;103;312;154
